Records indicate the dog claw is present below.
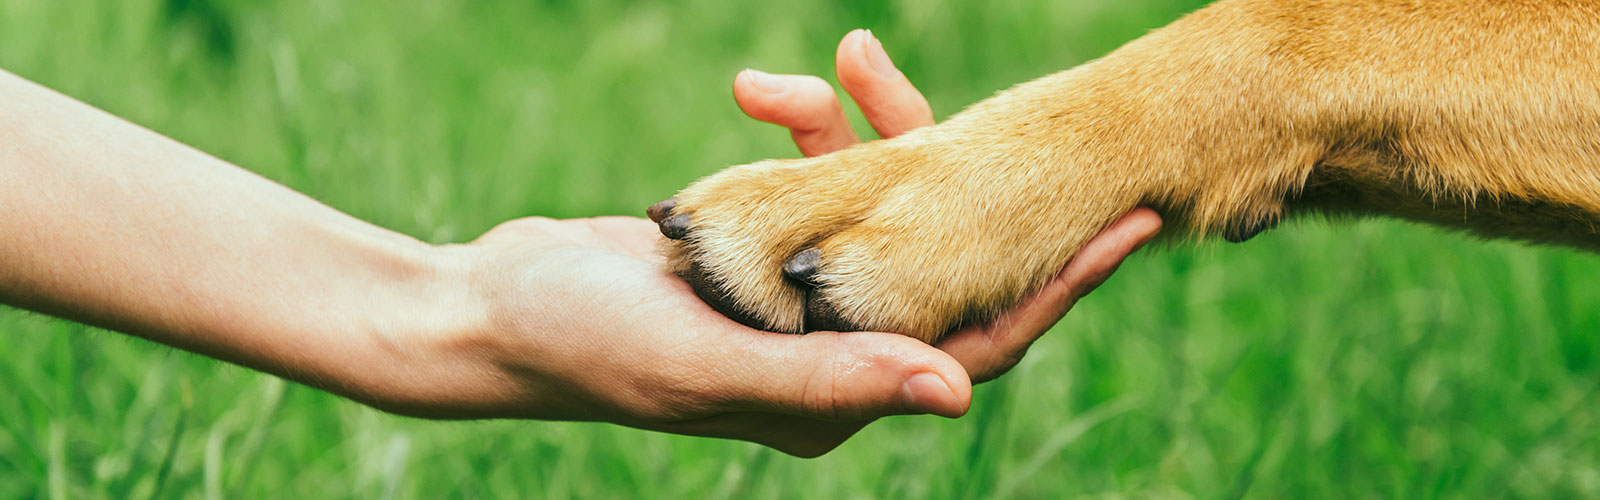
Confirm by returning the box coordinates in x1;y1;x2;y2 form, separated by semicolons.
660;213;692;240
783;248;823;285
647;198;677;223
1224;218;1278;243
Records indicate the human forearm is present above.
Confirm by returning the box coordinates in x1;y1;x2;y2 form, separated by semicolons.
0;69;472;404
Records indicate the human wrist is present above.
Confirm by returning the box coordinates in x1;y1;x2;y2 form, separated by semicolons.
320;235;502;418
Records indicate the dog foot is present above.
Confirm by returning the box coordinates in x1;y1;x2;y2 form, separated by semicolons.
655;1;1332;342
653;124;1143;342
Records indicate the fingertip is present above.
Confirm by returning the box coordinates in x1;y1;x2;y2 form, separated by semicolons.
836;28;899;85
835;29;874;73
900;372;967;418
731;68;783;120
872;333;971;418
1126;206;1163;224
833;29;934;138
1122;207;1165;246
733;71;858;156
818;331;972;418
1079;208;1164;260
941;367;974;416
734;70;815;121
835;29;873;90
715;330;971;419
1101;207;1164;258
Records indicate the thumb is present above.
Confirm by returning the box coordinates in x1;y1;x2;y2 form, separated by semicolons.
710;330;972;420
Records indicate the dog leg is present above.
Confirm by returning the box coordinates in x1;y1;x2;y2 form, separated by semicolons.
658;0;1600;341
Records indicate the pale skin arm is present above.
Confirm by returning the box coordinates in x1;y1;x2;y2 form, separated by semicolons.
0;31;1159;457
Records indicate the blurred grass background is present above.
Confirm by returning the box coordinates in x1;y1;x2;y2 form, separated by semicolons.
2;0;1599;497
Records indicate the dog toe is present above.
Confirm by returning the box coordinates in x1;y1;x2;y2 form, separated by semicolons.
646;198;677;223
782;248;824;285
659;213;692;240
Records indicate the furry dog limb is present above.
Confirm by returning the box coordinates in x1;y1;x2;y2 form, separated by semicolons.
653;0;1600;342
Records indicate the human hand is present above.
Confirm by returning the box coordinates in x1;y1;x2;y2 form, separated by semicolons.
397;215;967;459
387;30;1157;458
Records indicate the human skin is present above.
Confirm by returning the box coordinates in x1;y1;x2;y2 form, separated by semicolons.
0;31;1159;457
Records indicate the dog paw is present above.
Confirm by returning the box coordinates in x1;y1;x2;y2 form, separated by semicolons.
653;4;1334;342
652;125;1139;342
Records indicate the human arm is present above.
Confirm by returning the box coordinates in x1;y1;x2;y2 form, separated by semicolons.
0;65;963;456
0;68;453;403
0;29;1158;457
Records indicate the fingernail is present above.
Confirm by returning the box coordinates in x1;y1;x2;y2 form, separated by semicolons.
900;373;962;418
863;31;899;77
744;69;787;94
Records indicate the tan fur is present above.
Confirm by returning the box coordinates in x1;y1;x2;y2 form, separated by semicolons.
663;0;1600;342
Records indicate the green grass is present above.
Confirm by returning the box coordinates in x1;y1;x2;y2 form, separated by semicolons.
3;0;1599;497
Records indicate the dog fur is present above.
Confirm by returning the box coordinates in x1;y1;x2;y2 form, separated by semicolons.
657;0;1600;342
